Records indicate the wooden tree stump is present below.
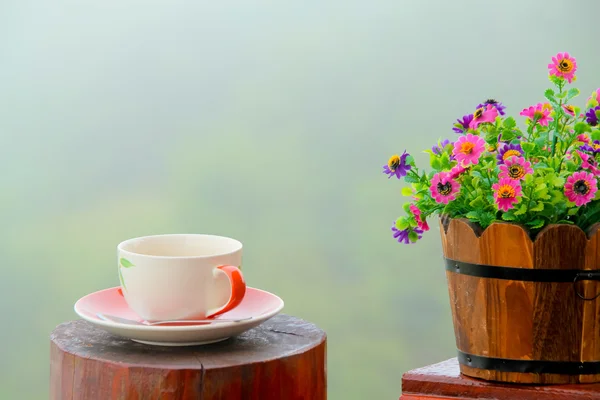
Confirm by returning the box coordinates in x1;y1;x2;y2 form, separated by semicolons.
50;314;326;400
400;358;600;400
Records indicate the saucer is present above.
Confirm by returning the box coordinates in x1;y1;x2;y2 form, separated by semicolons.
74;286;284;346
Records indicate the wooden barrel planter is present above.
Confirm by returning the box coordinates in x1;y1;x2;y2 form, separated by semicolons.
440;217;600;384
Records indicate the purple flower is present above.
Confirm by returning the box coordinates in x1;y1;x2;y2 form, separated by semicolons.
391;224;423;244
477;99;506;116
586;106;600;127
497;142;524;164
383;151;411;179
432;139;451;155
452;114;474;133
581;140;600;153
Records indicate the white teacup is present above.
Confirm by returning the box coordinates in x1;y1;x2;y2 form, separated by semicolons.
117;234;246;322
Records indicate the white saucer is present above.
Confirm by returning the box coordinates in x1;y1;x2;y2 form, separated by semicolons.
74;286;284;346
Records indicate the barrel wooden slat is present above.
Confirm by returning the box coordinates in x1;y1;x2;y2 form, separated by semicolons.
582;223;600;383
441;218;600;384
50;314;326;400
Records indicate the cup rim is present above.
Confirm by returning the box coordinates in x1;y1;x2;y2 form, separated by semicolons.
117;233;243;259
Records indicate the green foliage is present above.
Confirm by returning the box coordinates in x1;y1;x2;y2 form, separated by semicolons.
385;53;600;241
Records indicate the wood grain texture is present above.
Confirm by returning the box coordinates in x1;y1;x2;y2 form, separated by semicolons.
50;314;326;400
401;358;600;400
441;218;600;384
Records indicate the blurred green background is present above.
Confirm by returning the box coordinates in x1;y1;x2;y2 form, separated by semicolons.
2;1;600;398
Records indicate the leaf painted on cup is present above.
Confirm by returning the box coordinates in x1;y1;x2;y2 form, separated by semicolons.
120;258;134;268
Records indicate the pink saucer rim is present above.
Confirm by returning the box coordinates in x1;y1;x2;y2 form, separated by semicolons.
73;286;284;332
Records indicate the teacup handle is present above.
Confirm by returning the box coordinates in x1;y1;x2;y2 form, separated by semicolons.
206;265;247;318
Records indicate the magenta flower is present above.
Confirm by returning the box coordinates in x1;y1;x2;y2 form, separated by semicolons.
577;134;590;144
576;150;600;176
449;164;467;179
430;172;461;204
497;142;524;164
469;104;499;129
548;52;577;83
383;152;411;179
452;134;485;166
492;178;523;212
565;171;598;206
477;99;506;116
563;104;576;117
499;156;533;181
409;204;430;232
520;103;553;126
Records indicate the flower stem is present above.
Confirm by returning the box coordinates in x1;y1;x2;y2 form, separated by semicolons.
525;185;535;215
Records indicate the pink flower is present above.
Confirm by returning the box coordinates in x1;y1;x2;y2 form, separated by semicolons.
577;134;590;144
520;103;553;126
430;172;461;204
563;104;575;117
492;178;523;212
548;52;577;83
499;156;533;181
469;104;499;129
576;150;600;176
452;134;485;166
449;164;467;179
565;171;597;206
409;204;430;232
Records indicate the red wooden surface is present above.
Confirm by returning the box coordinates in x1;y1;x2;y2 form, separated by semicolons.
50;314;326;400
400;358;600;400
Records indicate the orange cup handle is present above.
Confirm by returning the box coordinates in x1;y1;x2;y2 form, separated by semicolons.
206;265;246;318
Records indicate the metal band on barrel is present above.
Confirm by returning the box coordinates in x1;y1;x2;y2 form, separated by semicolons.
458;351;600;375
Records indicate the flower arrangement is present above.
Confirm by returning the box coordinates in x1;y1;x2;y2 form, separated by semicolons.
384;53;600;244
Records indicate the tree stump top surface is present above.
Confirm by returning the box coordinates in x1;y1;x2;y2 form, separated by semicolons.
402;358;600;400
51;314;325;370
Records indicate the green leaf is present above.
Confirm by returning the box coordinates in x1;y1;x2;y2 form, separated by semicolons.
430;156;442;170
503;117;516;129
521;142;536;155
440;152;451;169
544;88;557;104
514;203;528;216
568;207;580;216
471;176;481;188
575;122;592;134
401;187;413;196
479;212;496;228
395;217;409;230
404;174;419;183
501;211;517;221
408;230;419;243
500;130;516;143
592;130;600;141
526;219;545;229
465;211;479;220
556;91;567;99
551;176;565;187
556;220;575;225
530;201;545;212
405;155;415;166
403;202;412;213
567;88;580;100
469;197;486;208
120;258;134;268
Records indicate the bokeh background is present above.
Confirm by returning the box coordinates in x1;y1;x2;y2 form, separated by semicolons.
2;1;600;398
